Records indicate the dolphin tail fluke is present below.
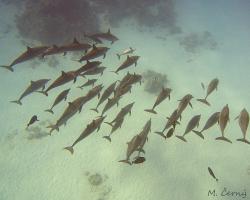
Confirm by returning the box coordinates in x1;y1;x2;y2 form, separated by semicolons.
116;54;121;60
103;135;112;142
46;124;59;135
154;131;166;139
44;109;54;114
64;146;74;154
118;159;132;165
144;109;157;114
215;136;232;143
192;130;204;139
90;108;99;113
236;138;250;144
0;65;14;72
196;98;210;106
36;90;48;96
10;100;22;105
175;135;187;142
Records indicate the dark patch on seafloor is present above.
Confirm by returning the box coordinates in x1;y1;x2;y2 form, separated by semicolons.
12;0;180;44
85;171;112;200
26;120;51;140
179;31;218;54
142;70;169;95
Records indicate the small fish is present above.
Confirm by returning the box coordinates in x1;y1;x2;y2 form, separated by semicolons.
77;79;97;89
166;128;174;139
216;104;232;143
132;156;146;164
208;167;218;182
116;47;136;60
27;115;39;128
45;88;70;114
197;78;219;106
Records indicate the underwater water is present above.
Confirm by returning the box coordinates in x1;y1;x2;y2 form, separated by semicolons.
0;0;250;200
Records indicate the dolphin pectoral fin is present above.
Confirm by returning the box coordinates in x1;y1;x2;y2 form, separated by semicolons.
44;109;54;114
36;90;48;96
192;130;204;139
236;138;250;144
103;135;112;142
63;52;67;56
90;108;99;113
64;146;74;154
104;122;113;127
10;100;22;105
197;98;210;106
135;61;137;67
103;54;106;59
136;148;145;154
144;109;157;114
189;102;193;108
73;77;77;83
118;159;132;165
0;65;14;72
215;136;232;143
154;131;166;139
234;116;239;120
116;54;120;60
176;135;187;142
110;70;118;75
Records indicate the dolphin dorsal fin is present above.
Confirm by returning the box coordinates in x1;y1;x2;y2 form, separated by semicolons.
73;38;79;44
61;71;67;76
26;46;32;52
30;80;35;84
93;44;97;49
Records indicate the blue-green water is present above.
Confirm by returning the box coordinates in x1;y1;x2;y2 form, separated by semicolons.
0;1;250;200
